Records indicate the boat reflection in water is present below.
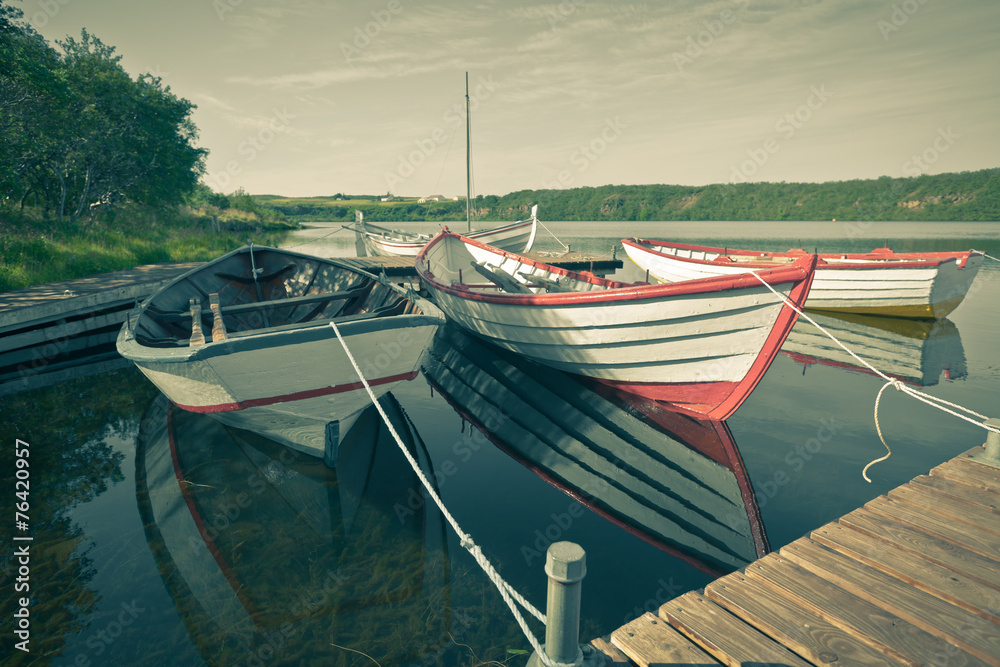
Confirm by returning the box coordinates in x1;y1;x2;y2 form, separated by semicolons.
136;393;451;666
422;325;769;576
781;311;967;387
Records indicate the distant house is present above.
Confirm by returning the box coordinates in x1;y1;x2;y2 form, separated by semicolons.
418;195;446;203
380;195;395;202
451;195;467;202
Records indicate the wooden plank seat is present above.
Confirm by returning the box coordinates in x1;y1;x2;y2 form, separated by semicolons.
139;301;403;346
471;262;530;294
146;288;368;323
518;271;571;292
214;263;296;284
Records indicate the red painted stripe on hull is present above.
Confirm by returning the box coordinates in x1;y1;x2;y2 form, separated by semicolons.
167;406;260;617
174;370;418;414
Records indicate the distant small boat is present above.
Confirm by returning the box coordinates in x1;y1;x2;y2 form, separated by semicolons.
422;324;769;574
415;230;816;420
781;310;967;387
355;206;538;258
622;239;984;319
117;244;444;463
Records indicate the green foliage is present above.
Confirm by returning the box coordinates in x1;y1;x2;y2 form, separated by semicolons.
0;12;206;221
0;202;295;291
258;168;1000;223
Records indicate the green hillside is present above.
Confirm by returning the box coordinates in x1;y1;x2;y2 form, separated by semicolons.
257;169;1000;223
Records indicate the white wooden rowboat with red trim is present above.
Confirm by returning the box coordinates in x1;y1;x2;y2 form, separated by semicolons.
622;239;984;319
357;206;538;258
415;230;816;420
117;244;445;461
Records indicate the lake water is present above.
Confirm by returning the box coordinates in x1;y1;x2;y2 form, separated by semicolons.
2;220;998;666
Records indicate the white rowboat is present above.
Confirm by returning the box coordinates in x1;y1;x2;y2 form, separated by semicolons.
415;230;816;420
357;206;537;258
117;244;445;463
622;239;984;319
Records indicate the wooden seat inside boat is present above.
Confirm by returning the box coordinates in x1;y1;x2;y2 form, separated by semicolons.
518;271;571;292
471;261;531;294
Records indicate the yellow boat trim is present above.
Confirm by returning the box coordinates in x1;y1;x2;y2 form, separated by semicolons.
806;295;966;320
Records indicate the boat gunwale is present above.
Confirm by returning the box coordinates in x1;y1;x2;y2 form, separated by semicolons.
362;217;535;250
622;238;984;270
417;230;816;306
119;244;445;362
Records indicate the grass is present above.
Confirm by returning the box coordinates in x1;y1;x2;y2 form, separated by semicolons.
0;203;298;292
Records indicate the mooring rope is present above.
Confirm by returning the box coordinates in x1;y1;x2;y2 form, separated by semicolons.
747;271;1000;482
985;253;1000;263
536;217;570;253
329;322;558;666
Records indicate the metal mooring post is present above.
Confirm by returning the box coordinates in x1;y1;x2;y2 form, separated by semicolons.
527;542;605;667
970;417;1000;467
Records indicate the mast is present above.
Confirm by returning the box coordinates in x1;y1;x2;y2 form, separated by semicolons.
465;71;471;233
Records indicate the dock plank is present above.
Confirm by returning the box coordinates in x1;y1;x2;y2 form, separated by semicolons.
781;539;1000;664
589;637;633;665
866;495;1000;562
745;553;988;666
706;570;906;666
888;483;1000;536
812;521;1000;623
911;474;1000;512
660;591;814;667
931;454;1000;490
610;612;718;666
839;508;1000;591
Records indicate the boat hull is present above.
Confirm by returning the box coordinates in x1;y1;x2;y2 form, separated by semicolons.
117;245;445;459
422;324;768;573
416;231;815;420
622;239;983;319
363;217;537;257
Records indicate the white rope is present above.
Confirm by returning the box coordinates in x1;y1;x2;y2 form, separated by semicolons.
536;217;569;253
985;253;1000;263
329;322;558;666
747;270;1000;481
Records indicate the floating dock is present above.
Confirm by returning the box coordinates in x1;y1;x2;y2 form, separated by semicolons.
593;446;1000;665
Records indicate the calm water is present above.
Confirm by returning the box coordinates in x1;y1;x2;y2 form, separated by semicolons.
2;221;999;666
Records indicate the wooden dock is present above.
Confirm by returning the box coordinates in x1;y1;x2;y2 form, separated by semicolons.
593;446;1000;666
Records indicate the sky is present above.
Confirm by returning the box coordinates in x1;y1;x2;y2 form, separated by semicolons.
22;0;1000;198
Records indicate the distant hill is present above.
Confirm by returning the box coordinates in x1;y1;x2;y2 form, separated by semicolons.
255;168;1000;223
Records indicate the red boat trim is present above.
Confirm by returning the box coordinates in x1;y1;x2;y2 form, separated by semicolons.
167;405;261;618
589;388;768;558
423;376;744;577
623;238;983;271
781;349;919;387
175;370;418;413
417;230;813;306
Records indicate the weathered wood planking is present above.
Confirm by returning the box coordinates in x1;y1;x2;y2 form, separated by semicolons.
661;591;814;666
606;446;1000;666
706;569;906;666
